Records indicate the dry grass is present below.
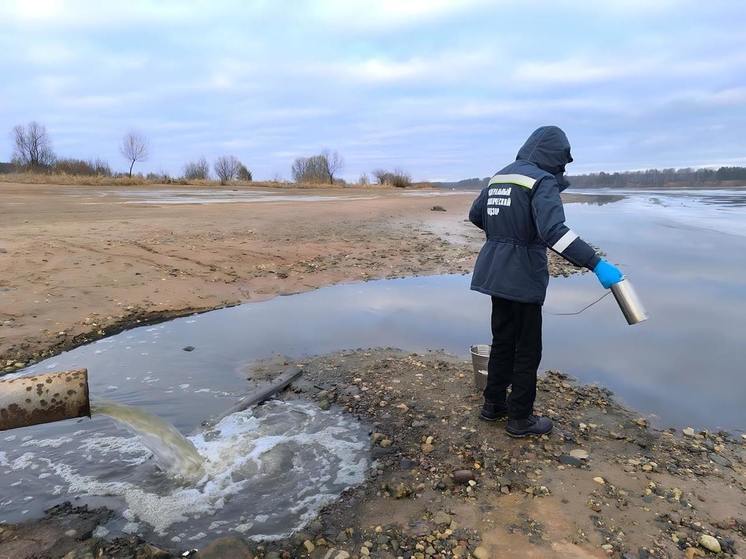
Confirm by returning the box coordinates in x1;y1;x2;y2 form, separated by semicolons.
0;173;262;188
0;173;160;186
0;172;430;190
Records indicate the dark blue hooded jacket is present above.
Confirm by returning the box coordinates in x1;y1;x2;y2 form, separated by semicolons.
469;126;600;304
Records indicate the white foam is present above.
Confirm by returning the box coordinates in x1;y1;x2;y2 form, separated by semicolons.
10;452;36;471
77;435;150;465
43;400;369;538
22;437;74;449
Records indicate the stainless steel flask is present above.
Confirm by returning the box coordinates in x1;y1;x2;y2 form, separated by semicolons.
611;278;648;325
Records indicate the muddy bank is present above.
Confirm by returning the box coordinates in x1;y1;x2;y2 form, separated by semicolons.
0;183;582;373
5;349;742;559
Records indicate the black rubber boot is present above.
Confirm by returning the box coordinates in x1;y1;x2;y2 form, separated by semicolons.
506;415;553;437
480;400;508;422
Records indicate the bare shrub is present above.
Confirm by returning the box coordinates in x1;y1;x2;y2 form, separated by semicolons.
358;172;369;185
120;131;149;178
373;168;412;188
11;121;55;170
54;158;111;176
183;157;210;180
146;171;172;182
214;155;241;185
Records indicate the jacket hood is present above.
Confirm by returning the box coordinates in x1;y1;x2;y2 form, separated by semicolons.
516;126;573;190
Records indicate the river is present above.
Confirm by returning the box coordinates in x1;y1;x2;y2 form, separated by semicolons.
1;186;744;544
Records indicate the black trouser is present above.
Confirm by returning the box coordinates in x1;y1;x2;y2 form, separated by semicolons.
483;295;543;420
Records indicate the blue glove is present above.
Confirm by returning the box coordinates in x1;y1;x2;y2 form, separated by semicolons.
593;259;623;289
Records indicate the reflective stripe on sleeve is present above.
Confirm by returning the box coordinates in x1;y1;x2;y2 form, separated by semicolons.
552;230;578;253
488;174;537;189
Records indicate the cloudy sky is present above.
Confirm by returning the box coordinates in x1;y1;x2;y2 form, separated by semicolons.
1;0;745;180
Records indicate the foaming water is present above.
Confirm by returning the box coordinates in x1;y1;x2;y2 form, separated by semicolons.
1;400;369;545
91;401;204;480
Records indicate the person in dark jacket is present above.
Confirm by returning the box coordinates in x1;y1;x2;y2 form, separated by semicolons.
469;125;623;437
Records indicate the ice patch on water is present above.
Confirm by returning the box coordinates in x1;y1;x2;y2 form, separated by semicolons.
42;400;369;539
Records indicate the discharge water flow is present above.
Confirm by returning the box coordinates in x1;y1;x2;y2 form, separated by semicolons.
0;398;370;544
91;400;205;480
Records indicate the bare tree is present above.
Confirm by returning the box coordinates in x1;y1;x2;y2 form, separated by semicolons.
11;121;55;169
291;157;306;182
292;155;323;183
322;149;344;184
291;150;343;184
183;157;210;180
237;163;252;182
120;131;149;177
214;155;241;185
